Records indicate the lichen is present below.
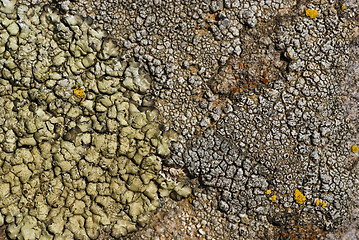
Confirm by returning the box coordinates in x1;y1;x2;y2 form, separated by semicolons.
294;189;306;204
315;199;326;207
73;87;86;104
0;4;190;239
269;195;277;202
306;9;318;19
188;194;195;204
352;145;358;153
39;71;49;82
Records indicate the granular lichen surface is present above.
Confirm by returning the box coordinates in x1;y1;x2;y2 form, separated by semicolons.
1;0;359;239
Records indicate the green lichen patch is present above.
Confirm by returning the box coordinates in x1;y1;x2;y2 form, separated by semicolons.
0;3;190;239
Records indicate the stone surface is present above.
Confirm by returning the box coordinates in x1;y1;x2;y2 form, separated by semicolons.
1;0;359;239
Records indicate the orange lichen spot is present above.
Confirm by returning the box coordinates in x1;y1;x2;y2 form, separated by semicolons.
260;78;269;84
262;70;267;77
269;195;277;202
243;84;248;89
228;65;232;69
235;75;239;80
263;61;267;65
232;87;239;93
205;12;219;22
239;62;244;69
306;9;318;19
294;189;306;204
315;199;326;207
352;145;359;153
73;87;86;104
40;71;50;82
274;28;278;33
341;5;346;10
286;51;295;60
240;54;244;58
265;190;271;195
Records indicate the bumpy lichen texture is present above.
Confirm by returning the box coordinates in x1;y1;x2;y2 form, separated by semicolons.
60;0;359;238
0;1;190;239
179;1;358;237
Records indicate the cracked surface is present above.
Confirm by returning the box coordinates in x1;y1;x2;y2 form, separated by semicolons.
0;2;189;239
1;0;359;239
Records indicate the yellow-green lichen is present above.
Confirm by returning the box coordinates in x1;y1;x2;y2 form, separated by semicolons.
352;145;359;153
0;4;191;239
188;194;195;204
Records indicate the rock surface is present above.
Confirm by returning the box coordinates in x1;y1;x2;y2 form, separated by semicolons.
1;0;359;239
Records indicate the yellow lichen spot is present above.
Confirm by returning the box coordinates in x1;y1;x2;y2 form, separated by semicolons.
294;189;306;204
315;199;326;207
286;51;294;60
265;190;271;195
73;87;86;104
306;9;318;19
352;145;359;153
40;71;50;82
188;194;195;204
269;195;277;202
341;5;346;10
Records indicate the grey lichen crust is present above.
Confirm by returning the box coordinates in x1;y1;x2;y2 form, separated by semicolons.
182;2;359;238
0;1;190;239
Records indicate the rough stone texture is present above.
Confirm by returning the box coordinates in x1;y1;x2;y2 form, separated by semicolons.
1;0;359;239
